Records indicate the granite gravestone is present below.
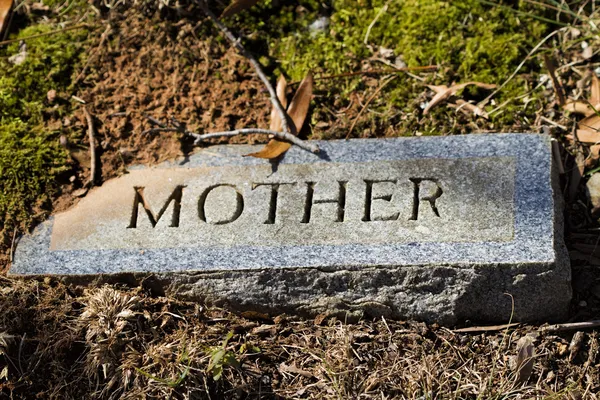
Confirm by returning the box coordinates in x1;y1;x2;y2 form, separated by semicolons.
10;134;571;324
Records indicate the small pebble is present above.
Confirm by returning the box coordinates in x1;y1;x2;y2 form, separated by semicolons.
578;300;587;307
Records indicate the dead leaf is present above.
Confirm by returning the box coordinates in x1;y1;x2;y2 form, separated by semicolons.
245;72;313;159
454;99;489;119
314;312;329;326
591;74;600;106
69;149;90;168
0;0;12;36
72;188;89;197
220;0;261;19
423;82;496;115
279;362;313;378
574;129;600;144
564;101;596;117
568;331;585;362
514;335;535;385
251;324;276;336
578;114;600;134
269;75;288;132
240;310;272;321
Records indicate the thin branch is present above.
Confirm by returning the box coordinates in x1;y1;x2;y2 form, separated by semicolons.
198;1;292;136
144;126;320;154
83;107;97;187
542;320;600;332
0;23;91;47
364;0;391;46
288;66;438;86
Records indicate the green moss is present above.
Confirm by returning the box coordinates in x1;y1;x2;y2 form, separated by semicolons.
0;119;68;237
0;23;89;239
240;0;553;136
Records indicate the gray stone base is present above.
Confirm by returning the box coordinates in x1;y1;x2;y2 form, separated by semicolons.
10;135;572;324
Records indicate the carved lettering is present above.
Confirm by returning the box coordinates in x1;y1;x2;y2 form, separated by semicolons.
302;181;347;223
128;186;185;228
198;184;244;225
362;179;400;221
252;182;296;224
409;178;443;220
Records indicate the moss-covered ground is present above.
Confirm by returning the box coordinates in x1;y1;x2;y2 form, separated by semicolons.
0;2;90;248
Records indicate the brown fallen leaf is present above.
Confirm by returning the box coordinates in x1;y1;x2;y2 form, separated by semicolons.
423;82;496;115
563;101;597;117
587;144;600;167
578;114;600;133
454;99;489;119
245;72;313;159
591;74;600;106
279;362;313;378
566;130;600;144
220;0;261;19
568;331;585;362
514;336;535;386
0;0;13;36
269;75;288;133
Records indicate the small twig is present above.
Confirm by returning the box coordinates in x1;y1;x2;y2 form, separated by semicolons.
107;112;128;118
543;54;566;106
364;0;391;46
346;75;397;139
9;227;18;263
83;107;97;187
453;323;520;333
0;23;91;47
542;320;600;332
288;66;438;86
198;1;292;136
146;126;320;154
71;95;86;104
145;115;167;127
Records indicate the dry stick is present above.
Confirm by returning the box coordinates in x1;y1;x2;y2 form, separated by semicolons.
288;66;438;86
198;2;303;147
543;54;567;106
0;23;91;46
542;320;600;332
83;107;97;187
9;227;18;263
346;75;397;139
144;127;320;153
364;0;391;45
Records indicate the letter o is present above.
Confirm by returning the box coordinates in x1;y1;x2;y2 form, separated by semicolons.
198;184;244;225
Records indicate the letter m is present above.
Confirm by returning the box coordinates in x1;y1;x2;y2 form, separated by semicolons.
128;186;185;228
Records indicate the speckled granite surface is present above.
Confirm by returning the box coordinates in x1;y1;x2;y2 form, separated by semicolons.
9;134;571;324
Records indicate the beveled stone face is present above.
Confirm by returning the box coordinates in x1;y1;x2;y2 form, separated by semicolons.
49;157;516;251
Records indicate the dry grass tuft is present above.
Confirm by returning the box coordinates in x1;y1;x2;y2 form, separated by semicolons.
1;277;597;398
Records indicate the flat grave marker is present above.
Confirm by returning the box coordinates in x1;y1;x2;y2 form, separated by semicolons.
10;134;571;324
